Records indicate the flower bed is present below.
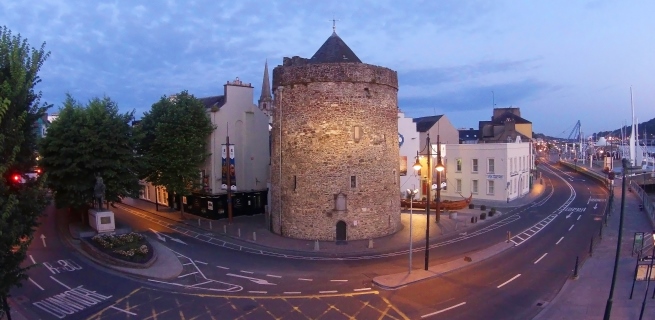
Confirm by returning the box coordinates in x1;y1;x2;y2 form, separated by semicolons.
88;232;153;264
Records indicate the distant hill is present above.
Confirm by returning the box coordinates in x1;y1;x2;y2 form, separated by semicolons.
595;117;655;140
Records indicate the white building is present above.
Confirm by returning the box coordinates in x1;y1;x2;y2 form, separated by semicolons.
139;77;270;209
398;113;459;200
440;141;533;203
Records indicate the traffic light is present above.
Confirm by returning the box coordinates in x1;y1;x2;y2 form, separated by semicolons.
11;174;22;183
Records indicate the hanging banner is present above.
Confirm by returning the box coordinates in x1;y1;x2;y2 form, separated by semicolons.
221;145;227;190
221;144;237;191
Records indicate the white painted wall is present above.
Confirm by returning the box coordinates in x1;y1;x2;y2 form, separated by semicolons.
440;142;531;203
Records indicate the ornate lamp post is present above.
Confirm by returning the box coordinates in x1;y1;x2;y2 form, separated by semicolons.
604;158;629;319
413;134;445;271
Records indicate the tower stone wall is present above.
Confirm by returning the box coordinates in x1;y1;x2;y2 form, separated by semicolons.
270;62;401;240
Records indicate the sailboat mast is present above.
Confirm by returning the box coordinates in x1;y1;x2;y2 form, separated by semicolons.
629;87;636;166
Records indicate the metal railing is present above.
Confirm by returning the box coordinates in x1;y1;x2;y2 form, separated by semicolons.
629;180;655;228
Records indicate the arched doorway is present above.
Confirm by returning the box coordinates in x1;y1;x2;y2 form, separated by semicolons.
336;220;347;243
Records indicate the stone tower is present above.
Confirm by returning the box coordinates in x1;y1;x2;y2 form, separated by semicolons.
258;60;274;122
270;30;400;241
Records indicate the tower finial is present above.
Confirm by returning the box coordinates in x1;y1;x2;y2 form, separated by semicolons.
330;17;339;32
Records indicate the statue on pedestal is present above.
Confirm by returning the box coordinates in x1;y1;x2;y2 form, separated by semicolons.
94;176;106;210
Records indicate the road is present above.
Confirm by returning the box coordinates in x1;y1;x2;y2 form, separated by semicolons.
10;155;608;319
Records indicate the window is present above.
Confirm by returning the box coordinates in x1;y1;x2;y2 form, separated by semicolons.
293;175;297;191
472;159;478;172
353;126;362;143
488;158;495;173
350;175;357;188
472;180;478;193
487;180;495;194
456;179;462;192
456;159;462;172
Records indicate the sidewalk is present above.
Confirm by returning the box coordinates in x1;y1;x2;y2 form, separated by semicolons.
120;183;544;258
533;158;655;319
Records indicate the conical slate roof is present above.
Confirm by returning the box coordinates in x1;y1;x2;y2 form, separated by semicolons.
309;31;362;64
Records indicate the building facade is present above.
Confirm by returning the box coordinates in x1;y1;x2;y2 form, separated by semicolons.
440;141;533;203
270;30;401;241
408;115;459;201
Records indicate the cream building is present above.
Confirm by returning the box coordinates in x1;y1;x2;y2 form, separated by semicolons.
440;140;533;203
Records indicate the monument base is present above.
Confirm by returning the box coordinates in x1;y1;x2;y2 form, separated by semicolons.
88;209;115;233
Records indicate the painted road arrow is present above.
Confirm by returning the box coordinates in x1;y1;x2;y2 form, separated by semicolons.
149;228;186;245
226;273;277;285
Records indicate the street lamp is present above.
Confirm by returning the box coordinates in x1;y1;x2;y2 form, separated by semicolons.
413;133;445;271
406;188;419;273
639;231;655;320
604;158;629;319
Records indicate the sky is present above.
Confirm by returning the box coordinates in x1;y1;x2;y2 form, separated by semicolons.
1;0;654;138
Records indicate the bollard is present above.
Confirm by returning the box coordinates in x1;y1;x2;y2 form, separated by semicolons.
209;221;212;230
314;240;320;251
573;256;579;279
368;239;374;249
253;232;256;242
238;228;241;238
540;178;543;185
507;231;511;243
198;219;201;226
589;237;593;256
223;225;227;234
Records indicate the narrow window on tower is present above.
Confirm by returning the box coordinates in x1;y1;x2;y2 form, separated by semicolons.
350;175;357;188
353;126;362;143
293;175;297;192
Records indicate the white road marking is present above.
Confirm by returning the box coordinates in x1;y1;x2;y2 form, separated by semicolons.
29;278;44;290
497;274;521;288
30;255;36;264
421;302;466;318
577;215;582;221
283;291;301;294
556;237;564;245
330;279;348;282
298;278;313;281
568;225;574;231
249;291;267;294
226;273;277;285
266;274;282;278
240;270;254;274
195;260;208;265
534;253;548;264
189;280;213;287
178;272;198;278
216;265;229;270
354;288;371;292
49;276;71;290
110;306;137;315
319;290;338;294
182;263;192;266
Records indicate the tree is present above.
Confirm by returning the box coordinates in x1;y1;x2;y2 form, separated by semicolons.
0;26;50;319
137;91;214;212
40;95;141;218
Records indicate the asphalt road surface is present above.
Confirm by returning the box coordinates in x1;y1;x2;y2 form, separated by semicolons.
10;156;607;319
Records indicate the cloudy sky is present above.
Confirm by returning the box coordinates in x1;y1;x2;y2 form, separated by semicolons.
2;0;653;137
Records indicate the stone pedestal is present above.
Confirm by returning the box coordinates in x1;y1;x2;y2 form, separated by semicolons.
88;209;115;233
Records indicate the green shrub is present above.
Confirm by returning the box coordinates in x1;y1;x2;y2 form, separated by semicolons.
480;212;487;220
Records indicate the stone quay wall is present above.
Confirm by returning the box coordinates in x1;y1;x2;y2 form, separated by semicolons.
270;62;401;241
